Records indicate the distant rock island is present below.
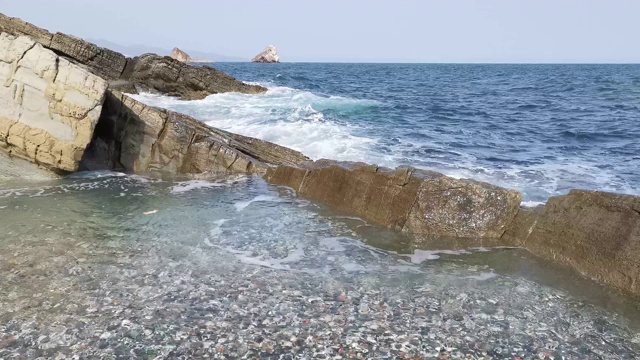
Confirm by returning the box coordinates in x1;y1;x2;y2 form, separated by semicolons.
252;45;280;63
170;47;214;63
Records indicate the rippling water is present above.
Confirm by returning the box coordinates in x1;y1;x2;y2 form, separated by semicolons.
3;64;640;357
1;173;640;358
132;63;640;203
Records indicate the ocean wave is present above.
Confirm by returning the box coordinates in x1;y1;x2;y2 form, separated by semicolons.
130;86;379;161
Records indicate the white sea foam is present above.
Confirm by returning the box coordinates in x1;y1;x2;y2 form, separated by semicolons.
128;85;638;202
170;180;224;194
234;194;285;212
521;200;546;207
319;237;348;252
466;272;499;281
404;249;473;264
129;86;378;162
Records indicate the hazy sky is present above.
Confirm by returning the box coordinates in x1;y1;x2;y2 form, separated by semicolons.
1;0;639;63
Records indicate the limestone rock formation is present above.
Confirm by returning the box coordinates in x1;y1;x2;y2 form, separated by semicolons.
265;161;522;242
252;45;280;63
81;91;309;174
0;33;107;172
171;47;192;62
0;12;266;100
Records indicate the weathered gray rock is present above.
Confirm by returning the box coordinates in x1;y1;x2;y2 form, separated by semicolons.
252;45;280;63
266;161;522;243
120;54;264;100
81;91;309;174
0;33;107;172
0;12;266;100
170;47;192;62
501;190;640;295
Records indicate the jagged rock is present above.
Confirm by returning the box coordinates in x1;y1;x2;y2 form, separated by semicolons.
81;91;309;174
120;54;264;100
0;33;107;173
502;190;640;295
252;45;280;63
265;161;522;242
49;32;127;80
0;12;266;100
171;47;192;62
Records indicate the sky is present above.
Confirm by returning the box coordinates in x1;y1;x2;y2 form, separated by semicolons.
1;0;639;63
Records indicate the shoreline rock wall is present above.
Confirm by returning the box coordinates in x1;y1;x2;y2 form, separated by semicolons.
266;162;522;244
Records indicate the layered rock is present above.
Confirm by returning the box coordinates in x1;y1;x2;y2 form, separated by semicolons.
265;161;522;244
0;12;266;100
252;45;280;63
81;91;309;174
0;33;107;172
118;54;263;100
501;191;640;294
170;47;192;62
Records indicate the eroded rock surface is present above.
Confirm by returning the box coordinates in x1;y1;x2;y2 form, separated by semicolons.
0;12;266;100
0;33;107;172
252;45;280;63
119;54;264;100
502;190;640;295
81;91;309;174
266;161;522;243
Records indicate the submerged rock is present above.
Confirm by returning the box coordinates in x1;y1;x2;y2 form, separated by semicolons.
252;45;280;63
170;47;192;62
0;33;107;173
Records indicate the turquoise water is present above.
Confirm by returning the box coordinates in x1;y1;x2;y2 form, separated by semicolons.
1;173;640;358
133;63;640;203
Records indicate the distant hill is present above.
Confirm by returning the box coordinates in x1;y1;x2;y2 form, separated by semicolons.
88;38;247;62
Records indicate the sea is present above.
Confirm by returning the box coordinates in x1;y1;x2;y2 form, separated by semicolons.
134;63;640;204
2;64;640;357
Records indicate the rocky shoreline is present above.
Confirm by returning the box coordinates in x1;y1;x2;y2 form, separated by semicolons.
0;12;639;297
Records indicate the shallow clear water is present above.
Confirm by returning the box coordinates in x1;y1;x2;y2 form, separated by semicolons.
131;63;640;203
1;173;640;358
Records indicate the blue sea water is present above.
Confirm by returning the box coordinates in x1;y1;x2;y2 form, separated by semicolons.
132;63;640;203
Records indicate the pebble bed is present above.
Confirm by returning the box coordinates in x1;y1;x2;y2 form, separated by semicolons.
1;174;639;359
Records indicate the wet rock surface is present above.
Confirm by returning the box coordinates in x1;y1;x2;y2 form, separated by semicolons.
1;173;640;359
503;190;640;296
266;161;522;242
